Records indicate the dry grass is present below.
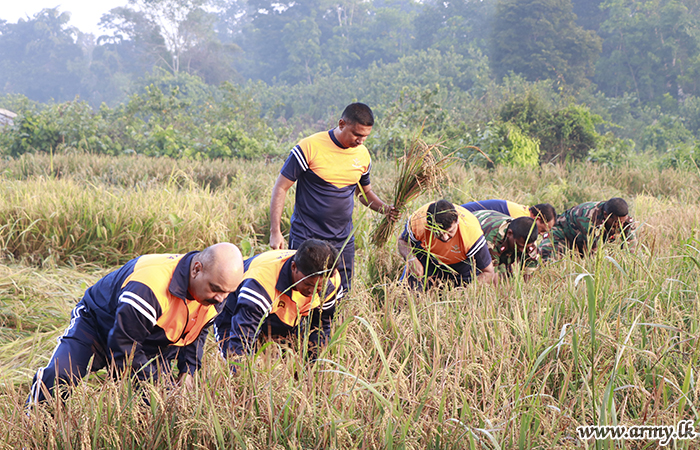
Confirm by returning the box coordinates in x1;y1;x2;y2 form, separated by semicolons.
0;156;699;448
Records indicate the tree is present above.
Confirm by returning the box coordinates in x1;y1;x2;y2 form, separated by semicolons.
97;6;170;74
596;0;700;102
135;0;208;73
220;0;418;82
413;0;495;57
571;0;608;31
321;0;418;71
282;18;323;84
490;0;602;88
0;9;86;102
98;0;237;80
223;0;320;82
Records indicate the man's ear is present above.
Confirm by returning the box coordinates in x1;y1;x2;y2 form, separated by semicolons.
338;118;346;130
191;260;202;278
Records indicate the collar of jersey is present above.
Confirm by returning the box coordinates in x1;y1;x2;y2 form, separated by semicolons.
328;129;348;149
169;251;197;301
275;256;296;298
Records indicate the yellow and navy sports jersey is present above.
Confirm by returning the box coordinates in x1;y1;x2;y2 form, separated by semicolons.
280;130;371;241
461;199;530;219
402;203;491;270
81;252;222;378
214;250;342;358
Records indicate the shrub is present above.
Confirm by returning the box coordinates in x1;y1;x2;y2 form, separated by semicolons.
472;121;540;167
679;95;700;136
499;123;540;167
8;110;62;156
657;142;700;170
498;93;604;163
540;104;602;162
587;132;635;167
640;115;695;152
0;75;284;160
211;126;272;160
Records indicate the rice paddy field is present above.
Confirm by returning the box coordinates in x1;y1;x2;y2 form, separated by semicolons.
0;152;699;449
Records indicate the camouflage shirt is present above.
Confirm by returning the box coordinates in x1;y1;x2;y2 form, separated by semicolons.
539;201;637;261
473;210;539;276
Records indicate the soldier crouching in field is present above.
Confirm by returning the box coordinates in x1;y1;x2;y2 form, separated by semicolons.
472;210;540;282
27;243;244;406
397;200;495;290
213;239;341;367
539;197;637;261
461;199;557;237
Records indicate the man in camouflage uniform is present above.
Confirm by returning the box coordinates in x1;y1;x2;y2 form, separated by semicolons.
473;210;540;281
462;199;557;237
539;197;636;261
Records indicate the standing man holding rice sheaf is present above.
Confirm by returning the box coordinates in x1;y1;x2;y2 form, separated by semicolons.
269;102;398;294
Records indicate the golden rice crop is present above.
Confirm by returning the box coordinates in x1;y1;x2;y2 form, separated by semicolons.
0;155;699;448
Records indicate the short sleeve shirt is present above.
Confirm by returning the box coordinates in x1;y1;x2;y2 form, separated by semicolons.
281;130;371;241
404;203;490;269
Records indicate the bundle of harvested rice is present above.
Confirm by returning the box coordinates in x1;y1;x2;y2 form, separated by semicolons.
372;139;451;247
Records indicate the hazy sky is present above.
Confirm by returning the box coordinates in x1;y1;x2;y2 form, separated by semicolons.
1;0;129;35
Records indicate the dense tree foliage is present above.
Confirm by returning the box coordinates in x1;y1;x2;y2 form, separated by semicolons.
0;9;85;103
1;0;700;165
490;0;601;87
412;0;494;57
595;0;700;102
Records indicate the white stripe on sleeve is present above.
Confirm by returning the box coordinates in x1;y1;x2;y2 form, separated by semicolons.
290;145;308;171
466;236;487;258
238;292;272;315
119;292;157;326
322;298;336;310
240;287;271;310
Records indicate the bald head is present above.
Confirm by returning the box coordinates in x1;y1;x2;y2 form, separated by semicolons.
189;243;244;306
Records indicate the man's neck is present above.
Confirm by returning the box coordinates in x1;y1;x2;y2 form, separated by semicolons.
329;127;348;149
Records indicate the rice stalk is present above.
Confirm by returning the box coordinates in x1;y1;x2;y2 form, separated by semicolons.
371;139;451;247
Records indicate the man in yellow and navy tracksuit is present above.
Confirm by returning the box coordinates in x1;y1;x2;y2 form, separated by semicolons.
398;200;495;289
461;199;557;237
27;243;244;404
214;239;341;361
269;103;397;293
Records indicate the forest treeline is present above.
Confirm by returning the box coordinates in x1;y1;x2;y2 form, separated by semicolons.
0;0;699;167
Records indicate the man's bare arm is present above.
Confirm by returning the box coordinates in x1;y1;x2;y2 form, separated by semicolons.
398;236;424;278
355;184;399;220
269;174;295;249
477;262;496;285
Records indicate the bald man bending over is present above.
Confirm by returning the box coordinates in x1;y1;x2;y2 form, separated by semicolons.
28;243;244;405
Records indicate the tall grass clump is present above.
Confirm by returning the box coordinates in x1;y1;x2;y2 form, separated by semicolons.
0;152;261;191
0;158;282;266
